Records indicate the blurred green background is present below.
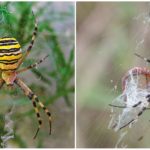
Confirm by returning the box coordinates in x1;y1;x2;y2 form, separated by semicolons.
77;2;150;148
0;2;74;148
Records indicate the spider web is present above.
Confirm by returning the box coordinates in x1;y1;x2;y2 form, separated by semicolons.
109;6;150;148
109;73;150;147
109;71;150;129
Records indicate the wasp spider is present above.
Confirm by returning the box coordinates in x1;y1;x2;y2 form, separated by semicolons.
0;12;51;139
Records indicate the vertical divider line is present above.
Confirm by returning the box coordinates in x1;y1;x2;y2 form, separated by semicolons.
75;0;77;149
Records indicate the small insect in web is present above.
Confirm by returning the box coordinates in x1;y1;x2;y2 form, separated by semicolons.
109;53;150;132
0;11;51;139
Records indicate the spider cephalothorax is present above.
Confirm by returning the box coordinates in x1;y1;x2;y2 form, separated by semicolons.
0;13;51;139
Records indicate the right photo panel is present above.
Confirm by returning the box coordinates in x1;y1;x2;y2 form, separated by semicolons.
77;2;150;148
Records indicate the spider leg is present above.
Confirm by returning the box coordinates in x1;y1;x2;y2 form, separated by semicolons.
135;53;150;63
132;101;142;107
17;55;49;74
109;104;126;108
32;100;42;139
17;11;38;68
119;107;146;130
0;79;4;88
109;101;142;109
109;102;150;110
119;119;135;130
15;78;51;139
15;78;42;139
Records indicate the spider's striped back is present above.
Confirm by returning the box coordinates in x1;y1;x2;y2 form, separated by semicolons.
0;37;22;71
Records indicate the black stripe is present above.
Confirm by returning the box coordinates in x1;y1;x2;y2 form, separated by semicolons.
27;45;32;51
0;40;17;44
39;120;42;124
43;107;46;110
138;111;143;116
0;53;21;57
37;113;40;117
0;42;18;46
146;94;150;98
28;92;34;99
33;101;36;107
33;32;37;36
0;61;18;65
0;59;18;62
35;27;38;31
0;68;16;71
138;107;146;116
47;112;51;116
0;48;20;53
133;101;142;107
35;97;39;102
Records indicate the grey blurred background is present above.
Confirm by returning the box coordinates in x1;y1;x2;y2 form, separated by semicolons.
77;2;150;148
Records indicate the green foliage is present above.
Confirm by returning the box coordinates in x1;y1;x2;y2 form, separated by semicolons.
0;2;74;148
0;115;5;148
0;2;74;105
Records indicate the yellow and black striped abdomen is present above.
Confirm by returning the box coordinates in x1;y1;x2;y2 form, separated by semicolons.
0;37;22;71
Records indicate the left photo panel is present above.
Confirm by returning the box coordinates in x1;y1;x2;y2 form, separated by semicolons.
0;2;74;148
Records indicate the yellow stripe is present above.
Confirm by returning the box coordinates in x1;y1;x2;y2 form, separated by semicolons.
0;44;20;50
35;108;39;113
0;38;17;41
32;36;35;41
39;102;44;108
0;53;22;60
0;62;18;70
